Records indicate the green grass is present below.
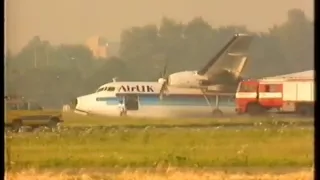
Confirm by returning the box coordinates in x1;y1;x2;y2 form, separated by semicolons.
62;112;314;127
6;127;313;169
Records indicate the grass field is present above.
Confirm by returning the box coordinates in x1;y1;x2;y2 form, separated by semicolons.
5;168;314;180
6;126;313;170
61;112;314;127
6;114;314;179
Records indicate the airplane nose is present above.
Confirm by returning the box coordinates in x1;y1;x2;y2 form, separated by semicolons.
70;98;78;110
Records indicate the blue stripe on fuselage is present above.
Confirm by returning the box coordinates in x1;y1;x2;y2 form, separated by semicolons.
96;94;235;107
96;97;119;105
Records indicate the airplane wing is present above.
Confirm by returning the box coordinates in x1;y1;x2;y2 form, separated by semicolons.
197;34;254;78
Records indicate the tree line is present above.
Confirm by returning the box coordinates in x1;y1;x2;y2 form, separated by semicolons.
5;9;314;108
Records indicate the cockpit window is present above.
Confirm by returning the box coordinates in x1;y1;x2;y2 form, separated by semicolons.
96;87;104;92
107;87;115;92
103;87;108;91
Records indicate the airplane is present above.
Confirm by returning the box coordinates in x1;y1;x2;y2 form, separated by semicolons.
69;33;254;118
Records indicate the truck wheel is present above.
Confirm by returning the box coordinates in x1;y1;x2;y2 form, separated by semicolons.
47;118;59;131
298;105;314;117
247;103;264;116
212;109;223;117
11;119;22;133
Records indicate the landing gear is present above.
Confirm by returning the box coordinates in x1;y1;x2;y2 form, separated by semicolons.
200;88;223;117
212;108;223;117
119;110;127;116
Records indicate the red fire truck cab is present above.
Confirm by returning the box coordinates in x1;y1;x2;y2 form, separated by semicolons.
235;77;314;116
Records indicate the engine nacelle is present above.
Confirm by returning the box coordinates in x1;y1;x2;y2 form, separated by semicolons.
166;70;241;92
158;78;167;84
166;71;207;88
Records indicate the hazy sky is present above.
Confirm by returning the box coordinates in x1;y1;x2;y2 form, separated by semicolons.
5;0;313;53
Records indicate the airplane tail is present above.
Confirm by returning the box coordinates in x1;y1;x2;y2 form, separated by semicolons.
198;34;253;78
227;55;248;78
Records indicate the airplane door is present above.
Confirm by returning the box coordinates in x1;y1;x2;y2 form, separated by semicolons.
124;94;139;111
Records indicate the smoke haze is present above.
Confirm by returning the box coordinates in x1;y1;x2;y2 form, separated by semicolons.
5;0;313;54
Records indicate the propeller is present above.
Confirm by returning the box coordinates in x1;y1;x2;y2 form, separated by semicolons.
158;59;169;100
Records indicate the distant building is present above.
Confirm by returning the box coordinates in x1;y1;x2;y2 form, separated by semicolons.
86;36;109;58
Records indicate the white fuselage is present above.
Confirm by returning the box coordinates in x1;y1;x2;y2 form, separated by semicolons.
73;81;236;118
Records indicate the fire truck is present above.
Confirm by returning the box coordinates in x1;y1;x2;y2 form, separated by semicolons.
235;77;314;116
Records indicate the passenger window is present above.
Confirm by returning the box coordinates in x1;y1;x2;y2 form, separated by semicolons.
107;87;115;91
